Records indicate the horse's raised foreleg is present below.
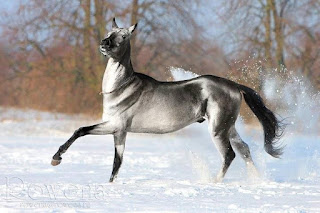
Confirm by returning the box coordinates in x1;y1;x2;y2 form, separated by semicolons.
51;122;115;166
109;132;127;182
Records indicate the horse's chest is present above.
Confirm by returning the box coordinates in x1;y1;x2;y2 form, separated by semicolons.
102;88;142;122
102;96;125;121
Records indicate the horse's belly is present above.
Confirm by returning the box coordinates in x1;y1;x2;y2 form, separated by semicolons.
128;104;199;133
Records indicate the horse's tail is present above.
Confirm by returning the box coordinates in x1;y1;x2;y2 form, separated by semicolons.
237;84;285;158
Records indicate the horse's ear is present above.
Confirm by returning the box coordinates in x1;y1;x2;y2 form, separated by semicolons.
128;23;138;34
112;17;118;28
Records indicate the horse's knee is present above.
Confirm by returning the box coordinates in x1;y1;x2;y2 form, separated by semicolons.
75;127;87;137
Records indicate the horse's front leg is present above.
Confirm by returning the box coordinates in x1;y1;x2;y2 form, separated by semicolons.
109;131;127;182
51;122;114;166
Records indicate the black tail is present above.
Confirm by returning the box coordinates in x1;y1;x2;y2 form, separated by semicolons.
238;84;285;158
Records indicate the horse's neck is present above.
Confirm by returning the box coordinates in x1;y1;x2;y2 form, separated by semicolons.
102;53;133;93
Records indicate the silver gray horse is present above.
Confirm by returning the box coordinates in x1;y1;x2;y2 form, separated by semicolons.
51;18;284;182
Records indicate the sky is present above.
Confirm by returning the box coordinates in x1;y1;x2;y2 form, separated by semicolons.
0;0;20;13
0;1;20;33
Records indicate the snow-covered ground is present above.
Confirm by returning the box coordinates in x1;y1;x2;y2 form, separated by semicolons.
0;107;319;212
1;68;320;212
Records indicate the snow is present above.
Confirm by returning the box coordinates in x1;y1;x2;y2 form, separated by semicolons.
1;68;320;212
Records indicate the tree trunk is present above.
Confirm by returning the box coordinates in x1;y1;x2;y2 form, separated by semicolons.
270;0;286;70
83;0;91;55
264;0;273;68
94;0;107;42
82;0;92;85
130;0;139;64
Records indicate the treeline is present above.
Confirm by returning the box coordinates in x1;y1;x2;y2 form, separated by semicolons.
0;0;319;116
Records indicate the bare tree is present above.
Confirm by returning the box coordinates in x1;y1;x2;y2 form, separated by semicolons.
216;0;320;84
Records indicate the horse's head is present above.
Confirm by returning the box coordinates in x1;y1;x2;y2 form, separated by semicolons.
100;18;137;60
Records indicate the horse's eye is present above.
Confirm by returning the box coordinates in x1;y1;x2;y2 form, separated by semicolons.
122;35;126;39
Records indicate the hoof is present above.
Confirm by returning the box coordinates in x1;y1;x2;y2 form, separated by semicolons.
51;158;61;166
109;175;116;183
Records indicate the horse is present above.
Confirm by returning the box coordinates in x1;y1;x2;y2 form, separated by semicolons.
51;18;284;182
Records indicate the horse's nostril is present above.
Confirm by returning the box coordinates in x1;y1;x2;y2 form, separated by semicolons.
106;39;110;46
100;38;111;47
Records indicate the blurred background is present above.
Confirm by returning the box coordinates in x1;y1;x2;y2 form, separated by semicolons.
0;0;319;118
0;3;320;211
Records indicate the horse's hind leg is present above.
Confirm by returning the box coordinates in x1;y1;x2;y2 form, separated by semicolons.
229;125;259;177
206;96;240;182
208;120;236;182
211;133;236;182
